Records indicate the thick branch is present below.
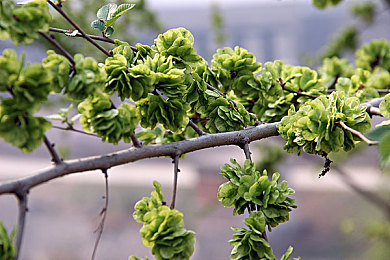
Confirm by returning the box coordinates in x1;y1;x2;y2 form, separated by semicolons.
38;32;75;65
339;121;378;146
91;169;109;260
0;123;278;195
170;154;180;209
43;135;63;164
47;0;112;57
14;192;28;260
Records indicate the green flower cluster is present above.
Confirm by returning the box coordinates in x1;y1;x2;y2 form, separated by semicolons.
211;46;262;95
0;221;16;260
355;39;390;71
132;181;195;260
205;96;256;133
217;159;297;225
136;94;190;132
66;54;106;101
277;91;371;156
154;27;203;67
78;93;138;144
254;60;325;123
42;50;71;93
0;0;51;45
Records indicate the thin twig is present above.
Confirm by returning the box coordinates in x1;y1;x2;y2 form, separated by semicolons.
205;82;237;108
241;141;252;162
130;132;142;148
170;154;180;209
49;27;115;44
278;78;318;99
334;166;390;221
339;121;378;145
14;192;28;260
91;169;109;260
43;135;63;164
47;0;112;57
52;125;98;137
188;120;206;136
39;32;75;65
366;106;383;117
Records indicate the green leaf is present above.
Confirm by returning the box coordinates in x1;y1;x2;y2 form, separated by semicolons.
366;125;390;141
379;132;390;167
96;3;117;20
91;20;105;32
106;3;135;27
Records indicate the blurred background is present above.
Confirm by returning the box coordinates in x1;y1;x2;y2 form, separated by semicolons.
1;0;390;259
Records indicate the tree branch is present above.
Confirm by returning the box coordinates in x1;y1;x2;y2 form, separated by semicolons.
188;120;207;136
278;78;318;99
52;125;98;137
39;32;75;65
14;192;28;260
239;139;252;162
43;135;63;165
170;154;180;209
130;132;142;148
205;82;238;108
91;169;109;260
49;27;115;44
334;166;390;221
339;121;379;146
0;123;279;195
47;0;112;57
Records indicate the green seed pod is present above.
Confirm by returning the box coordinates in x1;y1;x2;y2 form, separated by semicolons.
318;57;354;88
0;99;51;153
133;181;195;260
13;62;52;113
211;46;261;93
379;93;390;118
205;97;256;133
78;93;138;144
217;158;296;226
136;94;190;132
355;39;390;71
229;227;274;260
42;50;71;93
0;49;23;92
66;54;106;101
277;91;371;155
154;27;203;67
8;0;51;45
0;0;16;39
256;61;325;123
